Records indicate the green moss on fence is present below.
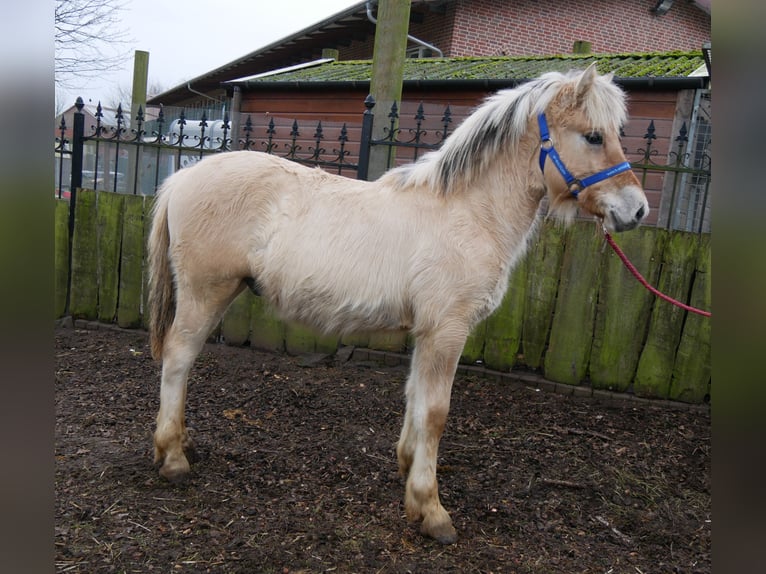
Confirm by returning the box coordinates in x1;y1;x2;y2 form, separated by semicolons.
590;227;666;391
668;233;711;403
544;223;604;385
521;220;566;369
117;195;145;328
69;190;99;319
285;322;339;355
249;296;285;352
483;255;528;372
222;290;254;346
54;199;70;318
634;231;699;398
461;319;487;364
96;191;125;322
141;196;155;330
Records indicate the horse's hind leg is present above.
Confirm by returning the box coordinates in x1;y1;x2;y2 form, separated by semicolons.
397;327;465;544
154;278;244;481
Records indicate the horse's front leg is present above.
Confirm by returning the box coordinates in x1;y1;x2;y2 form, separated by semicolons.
397;328;465;544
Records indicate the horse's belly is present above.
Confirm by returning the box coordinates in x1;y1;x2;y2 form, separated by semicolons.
271;285;411;335
258;253;412;335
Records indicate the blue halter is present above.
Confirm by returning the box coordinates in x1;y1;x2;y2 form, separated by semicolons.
537;113;632;198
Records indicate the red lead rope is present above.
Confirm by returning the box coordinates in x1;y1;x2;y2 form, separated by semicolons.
603;230;712;318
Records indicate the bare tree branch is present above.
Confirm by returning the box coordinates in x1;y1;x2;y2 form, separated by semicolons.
54;0;133;89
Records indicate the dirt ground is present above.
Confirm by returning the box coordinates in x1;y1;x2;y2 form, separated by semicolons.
55;324;710;573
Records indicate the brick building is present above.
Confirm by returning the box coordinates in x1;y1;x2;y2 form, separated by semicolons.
149;0;710;108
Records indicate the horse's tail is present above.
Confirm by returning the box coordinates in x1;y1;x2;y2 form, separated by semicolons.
147;185;175;360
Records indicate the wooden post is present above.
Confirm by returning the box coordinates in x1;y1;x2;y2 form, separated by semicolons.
131;51;149;115
128;50;149;194
359;0;413;352
367;0;411;180
573;40;592;54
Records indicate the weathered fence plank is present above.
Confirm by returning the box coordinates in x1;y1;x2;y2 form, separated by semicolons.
222;290;253;346
544;223;604;385
668;233;711;403
249;296;285;352
521;220;566;369
461;319;487;364
141;196;155;330
314;331;340;355
117;194;145;328
589;227;667;391
285;322;339;355
69;190;99;319
54;199;70;318
340;331;371;349
633;231;699;398
483;256;528;372
367;330;408;353
96;191;125;322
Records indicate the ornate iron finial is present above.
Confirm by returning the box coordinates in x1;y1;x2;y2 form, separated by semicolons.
388;101;399;120
75;96;84;112
644;120;656;141
441;104;452;126
415;103;425;122
313;121;324;141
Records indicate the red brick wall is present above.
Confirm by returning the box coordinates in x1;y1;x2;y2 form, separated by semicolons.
447;0;709;56
338;0;710;59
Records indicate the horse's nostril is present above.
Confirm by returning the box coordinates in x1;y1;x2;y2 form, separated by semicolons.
636;205;646;220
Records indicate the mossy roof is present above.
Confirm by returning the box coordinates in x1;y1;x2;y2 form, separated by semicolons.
232;51;706;86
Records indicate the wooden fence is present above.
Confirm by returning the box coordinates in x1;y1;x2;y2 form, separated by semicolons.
54;190;711;404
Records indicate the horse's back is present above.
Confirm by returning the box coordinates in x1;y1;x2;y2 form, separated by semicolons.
160;152;307;281
163;151;314;198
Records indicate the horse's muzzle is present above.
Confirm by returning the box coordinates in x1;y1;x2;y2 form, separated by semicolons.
609;204;648;232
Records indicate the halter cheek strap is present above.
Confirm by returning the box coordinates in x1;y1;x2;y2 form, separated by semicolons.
538;113;632;198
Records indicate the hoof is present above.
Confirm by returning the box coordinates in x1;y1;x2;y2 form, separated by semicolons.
158;460;191;483
421;517;458;545
156;450;191;483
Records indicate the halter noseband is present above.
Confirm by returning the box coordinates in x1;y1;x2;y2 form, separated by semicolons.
538;113;632;198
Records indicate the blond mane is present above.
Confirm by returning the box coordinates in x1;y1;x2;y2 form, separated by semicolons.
384;68;628;196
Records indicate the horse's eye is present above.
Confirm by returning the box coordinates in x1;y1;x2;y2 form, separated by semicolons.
584;131;603;145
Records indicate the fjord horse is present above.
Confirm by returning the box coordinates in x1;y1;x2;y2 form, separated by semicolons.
148;64;648;543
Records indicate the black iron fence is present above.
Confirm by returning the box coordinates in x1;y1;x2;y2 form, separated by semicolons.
56;92;710;233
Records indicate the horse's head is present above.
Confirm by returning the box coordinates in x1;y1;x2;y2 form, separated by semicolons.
539;65;649;232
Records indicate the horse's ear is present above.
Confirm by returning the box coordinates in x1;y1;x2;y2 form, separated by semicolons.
575;62;599;100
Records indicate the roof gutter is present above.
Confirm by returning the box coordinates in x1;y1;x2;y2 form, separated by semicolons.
186;82;224;102
614;76;709;90
231;75;709;92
